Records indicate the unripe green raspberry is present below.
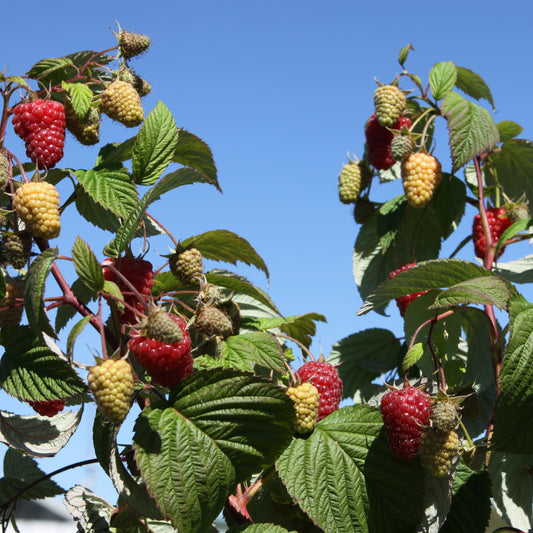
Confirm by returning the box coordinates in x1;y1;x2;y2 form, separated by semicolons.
401;152;442;208
88;358;134;424
0;282;25;326
118;30;151;59
2;231;32;269
391;135;415;161
195;304;234;339
286;382;319;434
420;429;460;477
118;67;152;97
507;202;529;222
0;149;9;190
430;400;459;433
100;80;144;128
65;103;101;146
353;198;376;224
13;181;61;239
374;85;406;127
143;307;183;344
338;161;371;204
170;247;204;288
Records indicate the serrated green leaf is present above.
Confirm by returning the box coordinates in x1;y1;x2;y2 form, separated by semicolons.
455;66;496;110
0;449;64;502
74;187;123;232
27;56;74;79
0;325;87;402
495;255;533;284
497;120;523;142
228;525;296;533
6;76;28;88
24;247;58;338
402;342;424;374
0;409;82;457
62;82;93;118
63;485;114;532
398;44;414;67
429;61;457;100
181;230;270;280
256;312;326;349
442;91;500;172
133;404;236;532
132;102;179;185
172;129;220;190
168;369;295;481
148;167;220;201
495;219;533;259
72;236;105;292
96;137;136;167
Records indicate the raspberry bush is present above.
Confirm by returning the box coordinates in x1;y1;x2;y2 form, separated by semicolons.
0;32;532;533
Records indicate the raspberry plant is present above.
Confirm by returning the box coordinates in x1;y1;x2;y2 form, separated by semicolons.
0;32;532;533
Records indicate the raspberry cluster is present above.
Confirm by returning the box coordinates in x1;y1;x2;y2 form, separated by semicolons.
401;152;442;208
286;382;319;434
472;207;513;259
365;114;411;171
12;99;66;169
380;385;431;460
128;313;193;388
389;263;429;317
295;360;343;421
100;80;144;128
13;181;61;240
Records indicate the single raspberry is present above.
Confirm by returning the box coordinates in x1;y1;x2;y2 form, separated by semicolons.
353;197;376;224
128;313;193;388
338;161;370;204
401;152;442;208
420;428;460;477
28;398;66;417
169;247;203;288
507;202;529;222
118;30;151;59
100;80;144;127
194;304;234;339
0;282;25;326
220;299;241;337
88;358;134;424
0;148;9;189
286;382;319;434
12;99;66;169
374;85;406;127
118;68;152;97
2;231;32;269
140;306;184;344
472;207;513;259
198;283;224;306
389;263;429;317
13;181;61;239
295;360;343;421
391;135;415;162
380;385;431;460
430;399;459;433
65;103;101;146
365;114;411;171
103;257;154;325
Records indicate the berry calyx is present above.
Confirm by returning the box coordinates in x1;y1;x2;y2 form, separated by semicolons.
374;85;406;127
88;358;134;424
286;382;320;434
472;207;513;260
100;80;144;128
388;263;429;317
380;385;431;460
420;428;460;477
295;360;343;421
29;399;66;417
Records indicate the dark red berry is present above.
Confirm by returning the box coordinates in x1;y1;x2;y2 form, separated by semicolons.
128;313;193;388
29;398;66;417
472;207;513;259
12;99;66;169
295;360;343;421
389;263;429;317
380;385;431;460
365;113;411;171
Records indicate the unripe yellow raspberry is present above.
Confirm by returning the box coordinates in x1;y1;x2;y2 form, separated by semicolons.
401;152;442;208
420;429;460;477
287;382;320;434
100;80;144;128
13;181;61;239
374;85;406;127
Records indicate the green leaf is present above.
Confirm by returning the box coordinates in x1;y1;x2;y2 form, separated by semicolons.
495;255;533;284
72;236;105;292
181;230;270;280
24;247;58;338
133;404;236;532
96;137;136;167
63;485;113;532
27;56;74;79
358;258;495;315
328;328;402;402
401;342;424;373
455;66;496;110
257;313;327;349
0;325;87;402
168;369;295;481
228;525;296;533
0;449;64;502
147;167;221;201
132;102;180;185
172;129;220;190
0;409;82;457
74;187;123;232
398;44;414;67
62;82;93;118
66;315;93;361
429;61;457;100
492;303;533;453
441;91;500;172
497;120;523;142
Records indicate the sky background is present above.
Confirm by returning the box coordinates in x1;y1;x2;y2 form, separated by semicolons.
2;0;533;520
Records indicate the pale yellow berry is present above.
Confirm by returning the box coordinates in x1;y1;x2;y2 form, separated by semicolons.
401;153;442;208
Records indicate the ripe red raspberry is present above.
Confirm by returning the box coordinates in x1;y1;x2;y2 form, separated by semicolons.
380;385;431;460
103;257;154;325
28;398;66;417
128;313;193;388
295;360;343;421
365;114;411;170
389;263;429;317
472;207;513;260
12;99;66;169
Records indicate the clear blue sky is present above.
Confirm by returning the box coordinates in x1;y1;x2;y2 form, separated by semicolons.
2;0;533;511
